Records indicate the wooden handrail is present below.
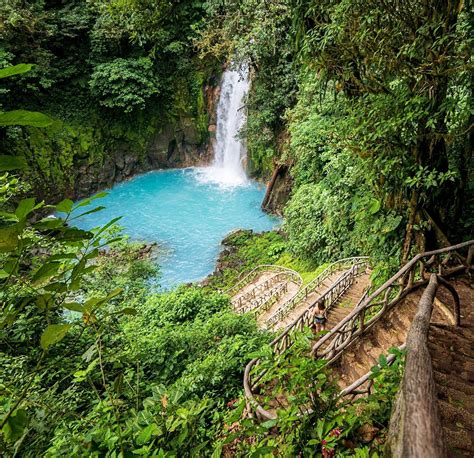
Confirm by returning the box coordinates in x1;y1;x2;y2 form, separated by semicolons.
234;270;303;315
223;264;297;296
243;240;473;421
310;240;473;360
264;256;370;328
243;259;370;420
385;274;446;458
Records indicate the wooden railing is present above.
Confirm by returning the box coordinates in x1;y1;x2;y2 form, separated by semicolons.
233;271;283;309
384;273;460;458
233;269;302;311
264;257;370;329
244;259;370;420
244;240;473;421
270;262;369;356
238;271;302;316
310;241;472;362
224;264;291;296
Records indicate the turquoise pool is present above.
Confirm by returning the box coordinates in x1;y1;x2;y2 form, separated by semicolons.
72;168;279;288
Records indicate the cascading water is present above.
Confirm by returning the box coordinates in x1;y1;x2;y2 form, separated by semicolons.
71;63;279;288
196;65;250;187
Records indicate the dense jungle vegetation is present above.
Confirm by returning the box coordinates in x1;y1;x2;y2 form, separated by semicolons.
1;0;473;456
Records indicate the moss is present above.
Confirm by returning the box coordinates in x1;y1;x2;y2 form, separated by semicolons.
208;230;326;290
8;60;217;200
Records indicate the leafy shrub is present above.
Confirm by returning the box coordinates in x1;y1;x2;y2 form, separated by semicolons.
89;58;159;113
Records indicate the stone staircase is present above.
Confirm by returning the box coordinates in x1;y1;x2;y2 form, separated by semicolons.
266;271;344;330
428;277;474;457
324;273;371;332
334;288;451;387
333;275;473;456
244;241;473;432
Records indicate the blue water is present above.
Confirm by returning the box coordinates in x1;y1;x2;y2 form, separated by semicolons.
72;168;279;288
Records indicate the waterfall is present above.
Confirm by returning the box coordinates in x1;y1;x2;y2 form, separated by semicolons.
196;65;250;187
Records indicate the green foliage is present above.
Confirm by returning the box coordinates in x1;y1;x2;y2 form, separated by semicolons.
89;58;160;113
0;110;55;128
201;0;473;264
1;1;217;200
207;230;322;290
0;188;268;455
283;89;404;268
225;341;405;456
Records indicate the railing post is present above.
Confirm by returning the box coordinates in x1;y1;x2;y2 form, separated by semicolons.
359;308;365;333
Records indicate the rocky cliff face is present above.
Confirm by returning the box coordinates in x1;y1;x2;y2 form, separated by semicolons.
73;79;221;200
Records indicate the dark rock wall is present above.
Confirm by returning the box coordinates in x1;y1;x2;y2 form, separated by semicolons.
73;81;221;200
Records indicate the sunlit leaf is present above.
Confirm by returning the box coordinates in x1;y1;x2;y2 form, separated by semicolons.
15;198;37;220
32;261;61;283
63;302;84;313
0;110;55;127
0;64;33;79
2;408;28;442
55;199;74;214
0;225;20;252
40;324;71;350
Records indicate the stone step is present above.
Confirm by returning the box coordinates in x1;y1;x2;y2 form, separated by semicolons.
442;426;474;457
438;399;474;433
434;370;474;396
436;384;474;412
335;290;423;389
431;354;474;383
429;327;474;359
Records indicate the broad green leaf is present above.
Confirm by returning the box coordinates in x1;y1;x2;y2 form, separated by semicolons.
34;217;63;230
44;282;67;293
105;287;123;301
0;225;20;252
2;408;28;442
119;307;137;315
57;227;93;241
15;198;36;220
0;64;33;79
47;253;76;261
32;261;61;283
136;424;159;445
55;199;74;213
0;155;27;171
0;110;55;127
40;324;71;350
369;199;381;215
63;302;84;313
250;446;276;458
261;419;277;429
0;269;9;279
